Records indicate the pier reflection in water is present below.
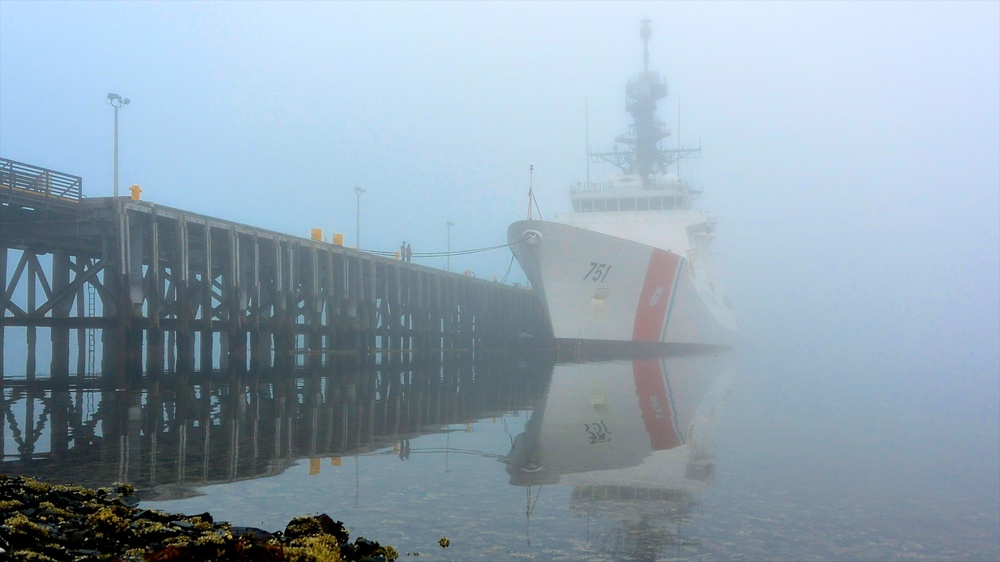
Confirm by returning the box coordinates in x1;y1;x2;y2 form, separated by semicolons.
2;352;733;560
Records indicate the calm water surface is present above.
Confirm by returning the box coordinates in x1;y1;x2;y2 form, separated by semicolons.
3;349;998;561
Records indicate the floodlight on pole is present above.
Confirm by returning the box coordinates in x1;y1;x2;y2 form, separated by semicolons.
355;186;366;249
446;221;455;272
106;93;130;198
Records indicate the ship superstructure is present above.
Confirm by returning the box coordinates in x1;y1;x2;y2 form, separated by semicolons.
508;19;737;349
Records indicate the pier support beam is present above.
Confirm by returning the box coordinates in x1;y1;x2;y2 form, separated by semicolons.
50;251;71;378
2;195;550;380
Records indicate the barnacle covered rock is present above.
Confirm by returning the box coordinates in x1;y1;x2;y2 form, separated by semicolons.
0;475;398;561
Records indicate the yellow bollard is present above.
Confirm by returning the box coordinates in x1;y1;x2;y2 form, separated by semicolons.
311;228;323;241
129;184;142;200
332;233;344;246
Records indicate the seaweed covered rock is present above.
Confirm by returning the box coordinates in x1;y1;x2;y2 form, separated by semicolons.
0;475;397;561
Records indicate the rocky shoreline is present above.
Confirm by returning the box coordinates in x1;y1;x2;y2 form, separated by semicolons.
0;475;398;561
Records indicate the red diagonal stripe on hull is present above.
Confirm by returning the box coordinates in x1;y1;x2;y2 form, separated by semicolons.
632;249;682;342
632;359;682;451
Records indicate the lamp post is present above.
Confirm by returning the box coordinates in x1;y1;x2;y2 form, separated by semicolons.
106;93;130;198
446;221;455;272
355;186;366;249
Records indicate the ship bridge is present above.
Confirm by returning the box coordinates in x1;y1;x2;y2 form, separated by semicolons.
569;173;698;213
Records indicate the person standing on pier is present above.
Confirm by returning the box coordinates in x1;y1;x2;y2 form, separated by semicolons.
400;241;406;261
405;243;412;262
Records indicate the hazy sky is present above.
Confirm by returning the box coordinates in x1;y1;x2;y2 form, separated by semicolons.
2;1;998;396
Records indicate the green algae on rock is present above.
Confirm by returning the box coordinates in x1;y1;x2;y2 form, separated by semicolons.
0;475;397;561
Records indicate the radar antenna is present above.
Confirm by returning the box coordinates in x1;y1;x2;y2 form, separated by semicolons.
588;19;701;185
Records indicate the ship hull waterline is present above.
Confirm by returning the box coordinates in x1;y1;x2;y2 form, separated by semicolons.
508;220;737;352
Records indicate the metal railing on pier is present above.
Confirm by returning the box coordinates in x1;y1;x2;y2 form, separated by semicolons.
0;157;83;213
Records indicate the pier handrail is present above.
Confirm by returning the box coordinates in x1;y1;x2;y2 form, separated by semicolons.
0;157;83;206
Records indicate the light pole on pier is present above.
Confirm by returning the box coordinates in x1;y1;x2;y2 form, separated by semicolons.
446;221;455;272
106;93;130;198
355;186;366;249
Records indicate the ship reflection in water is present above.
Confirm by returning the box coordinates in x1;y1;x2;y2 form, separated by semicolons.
1;352;734;560
503;353;734;558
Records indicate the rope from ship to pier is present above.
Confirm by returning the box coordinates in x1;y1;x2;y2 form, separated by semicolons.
356;238;525;284
498;254;516;284
359;238;527;260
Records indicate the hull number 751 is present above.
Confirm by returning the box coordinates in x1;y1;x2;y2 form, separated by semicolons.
584;262;612;282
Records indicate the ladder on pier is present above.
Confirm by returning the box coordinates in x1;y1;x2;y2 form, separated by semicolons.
87;282;96;375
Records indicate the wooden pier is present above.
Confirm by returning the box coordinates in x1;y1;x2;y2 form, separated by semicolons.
0;158;549;380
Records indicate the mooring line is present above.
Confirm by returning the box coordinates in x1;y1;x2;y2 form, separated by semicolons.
358;237;527;258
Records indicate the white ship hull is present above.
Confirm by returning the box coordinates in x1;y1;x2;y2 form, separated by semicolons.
508;220;738;348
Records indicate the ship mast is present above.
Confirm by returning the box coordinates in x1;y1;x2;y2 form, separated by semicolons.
642;17;650;73
590;19;701;186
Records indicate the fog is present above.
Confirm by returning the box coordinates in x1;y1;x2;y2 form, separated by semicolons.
2;0;998;553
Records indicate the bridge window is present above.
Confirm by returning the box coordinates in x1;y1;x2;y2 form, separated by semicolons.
581;199;592;212
620;198;635;211
650;197;662;210
637;197;649;211
595;199;606;212
607;199;619;212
